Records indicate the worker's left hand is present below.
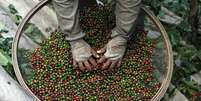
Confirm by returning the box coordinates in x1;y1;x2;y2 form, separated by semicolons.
97;36;127;70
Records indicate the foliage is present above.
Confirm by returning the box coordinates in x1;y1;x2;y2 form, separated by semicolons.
24;23;46;44
8;4;22;25
144;0;201;100
9;4;46;44
0;37;14;76
0;4;45;77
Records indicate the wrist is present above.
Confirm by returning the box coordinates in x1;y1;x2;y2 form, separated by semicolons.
112;36;128;44
69;38;85;45
111;29;130;40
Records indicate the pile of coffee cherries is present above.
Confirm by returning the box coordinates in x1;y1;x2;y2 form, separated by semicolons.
26;2;161;101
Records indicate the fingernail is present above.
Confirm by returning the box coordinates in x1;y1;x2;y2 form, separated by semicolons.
97;50;101;53
97;55;100;58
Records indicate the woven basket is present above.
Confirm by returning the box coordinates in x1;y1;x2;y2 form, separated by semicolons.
12;0;173;101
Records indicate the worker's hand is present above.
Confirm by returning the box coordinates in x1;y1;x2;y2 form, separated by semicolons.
97;36;127;70
70;39;99;72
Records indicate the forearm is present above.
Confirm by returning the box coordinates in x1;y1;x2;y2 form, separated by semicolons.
112;0;142;39
53;0;85;41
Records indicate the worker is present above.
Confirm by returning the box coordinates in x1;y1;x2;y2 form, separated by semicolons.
53;0;142;72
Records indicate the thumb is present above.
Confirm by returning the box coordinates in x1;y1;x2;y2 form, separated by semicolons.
97;47;106;54
91;50;100;58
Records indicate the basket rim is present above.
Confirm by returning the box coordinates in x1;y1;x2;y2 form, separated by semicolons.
12;0;173;101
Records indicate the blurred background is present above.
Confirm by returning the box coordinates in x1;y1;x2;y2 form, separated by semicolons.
0;0;200;101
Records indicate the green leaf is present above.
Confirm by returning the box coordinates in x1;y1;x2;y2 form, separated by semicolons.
8;4;18;14
0;22;5;31
196;51;201;60
25;24;34;34
0;52;9;66
24;23;45;44
14;15;22;25
158;10;165;18
0;22;8;33
107;0;112;4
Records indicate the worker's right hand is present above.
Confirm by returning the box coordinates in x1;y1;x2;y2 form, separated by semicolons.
70;39;99;72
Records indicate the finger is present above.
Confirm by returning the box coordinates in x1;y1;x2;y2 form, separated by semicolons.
109;60;118;70
91;50;100;58
73;60;78;69
84;61;92;71
117;60;122;68
89;57;97;67
102;60;111;70
78;62;85;72
98;56;107;64
97;47;106;54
